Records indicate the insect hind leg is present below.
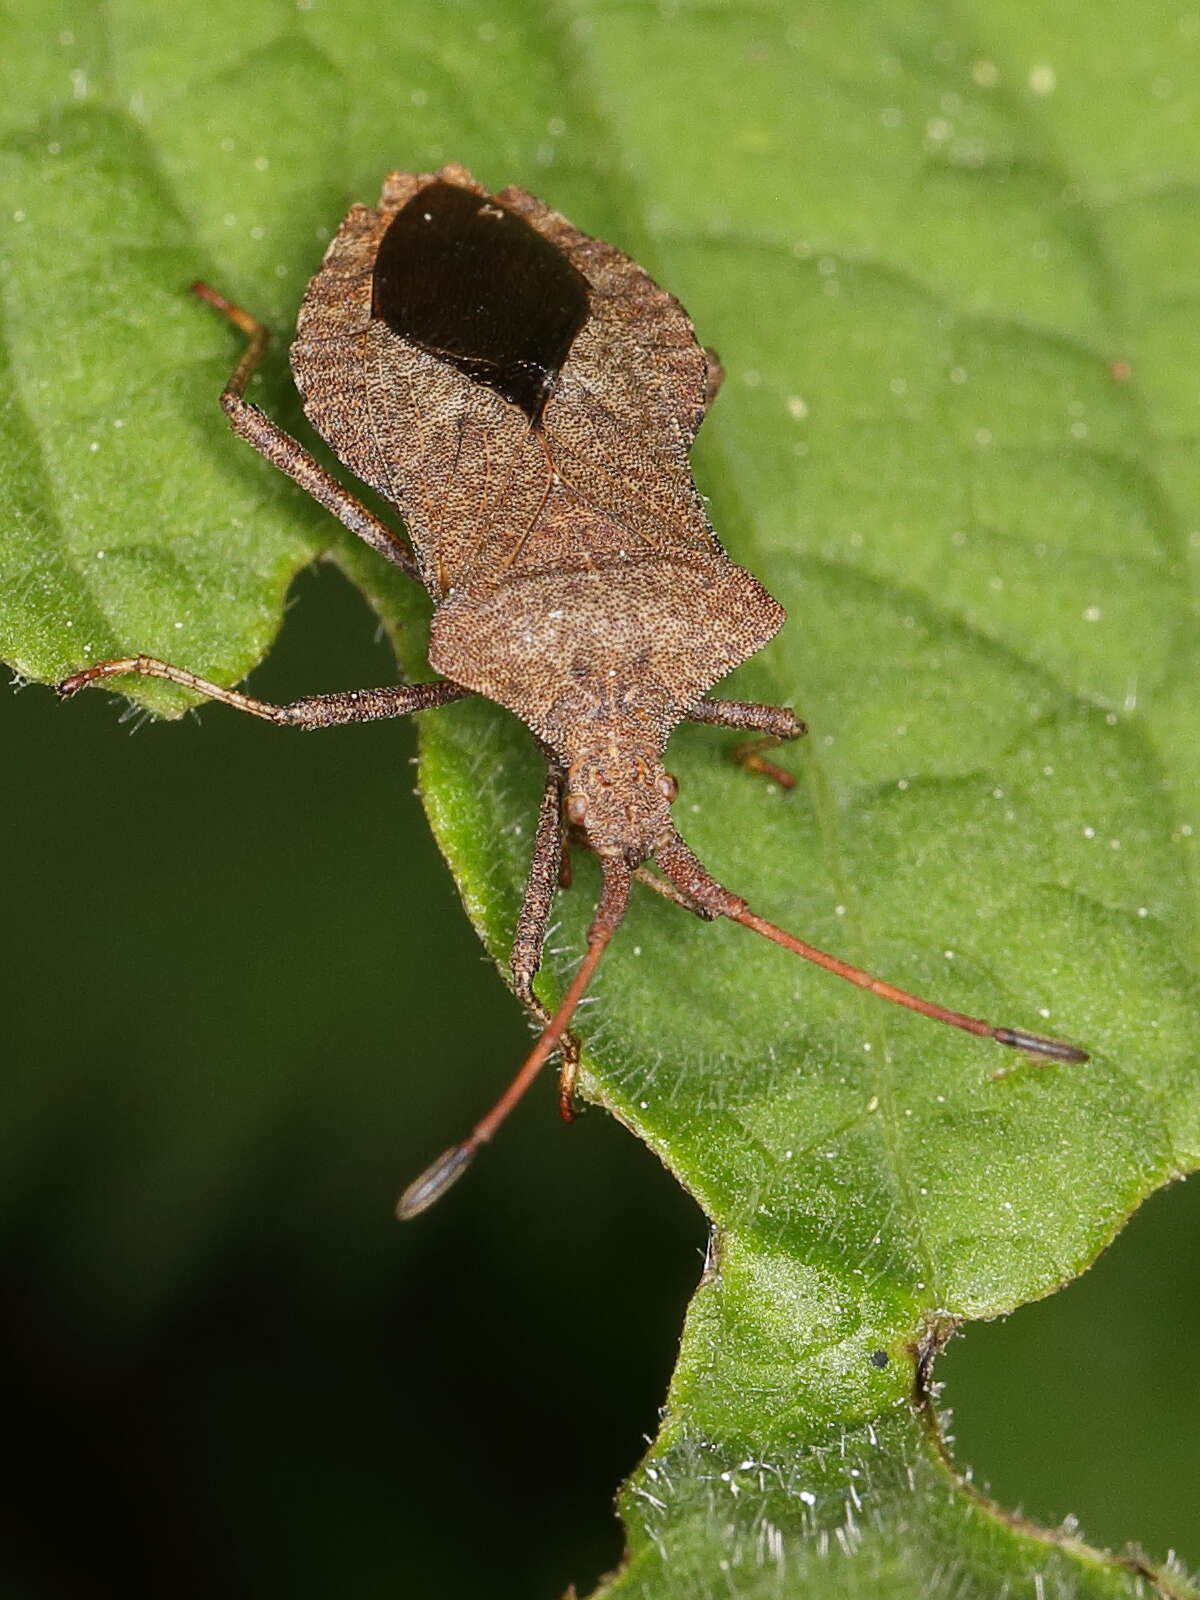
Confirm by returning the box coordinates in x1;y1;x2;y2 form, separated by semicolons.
191;282;421;581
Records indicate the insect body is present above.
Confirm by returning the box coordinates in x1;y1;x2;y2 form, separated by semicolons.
58;166;1087;1214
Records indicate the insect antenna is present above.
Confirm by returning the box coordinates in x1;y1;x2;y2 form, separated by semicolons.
396;858;633;1218
654;835;1088;1065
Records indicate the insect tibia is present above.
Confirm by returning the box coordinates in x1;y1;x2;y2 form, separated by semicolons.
395;1141;478;1220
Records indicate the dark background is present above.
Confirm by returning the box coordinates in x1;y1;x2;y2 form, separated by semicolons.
5;562;1198;1596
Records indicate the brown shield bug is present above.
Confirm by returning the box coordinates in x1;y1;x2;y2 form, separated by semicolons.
57;165;1087;1216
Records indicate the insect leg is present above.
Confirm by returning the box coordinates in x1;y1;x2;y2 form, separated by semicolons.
510;764;582;1119
57;659;472;729
686;696;807;789
191;282;421;581
702;347;725;409
397;859;633;1219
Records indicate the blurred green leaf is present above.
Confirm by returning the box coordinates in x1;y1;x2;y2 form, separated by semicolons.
3;1;1199;1595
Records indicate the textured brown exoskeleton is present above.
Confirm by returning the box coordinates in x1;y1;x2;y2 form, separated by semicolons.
58;165;1087;1215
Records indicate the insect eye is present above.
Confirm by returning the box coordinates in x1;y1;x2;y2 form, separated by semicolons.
565;793;589;825
657;771;679;803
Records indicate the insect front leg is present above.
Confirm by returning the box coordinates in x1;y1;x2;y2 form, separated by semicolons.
686;696;807;789
192;283;422;581
57;657;472;729
510;764;582;1119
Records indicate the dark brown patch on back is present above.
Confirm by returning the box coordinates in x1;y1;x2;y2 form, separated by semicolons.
370;179;589;425
292;167;719;598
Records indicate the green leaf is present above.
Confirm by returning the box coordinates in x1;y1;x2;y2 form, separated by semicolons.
4;2;1199;1595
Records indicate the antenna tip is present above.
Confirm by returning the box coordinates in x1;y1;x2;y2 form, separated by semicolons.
993;1026;1089;1064
395;1140;477;1220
